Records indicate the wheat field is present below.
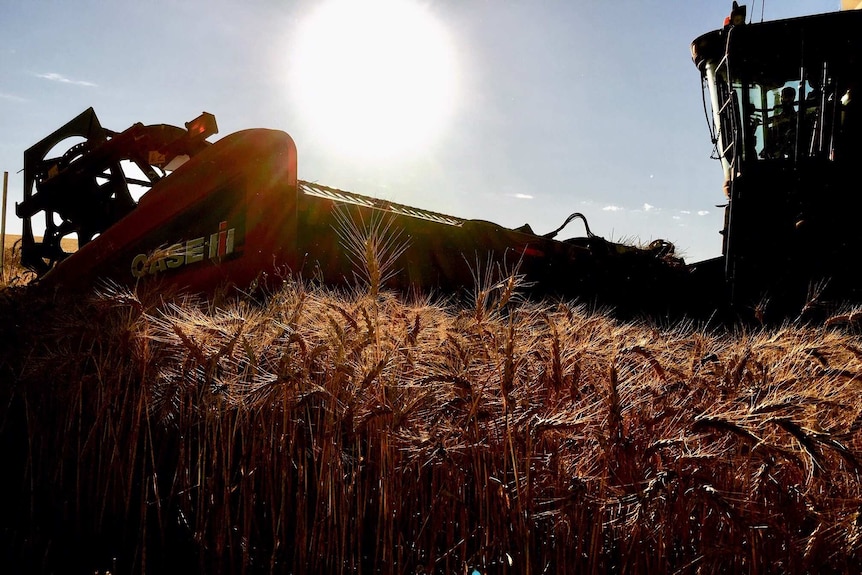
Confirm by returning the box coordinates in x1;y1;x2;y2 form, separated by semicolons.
2;240;862;574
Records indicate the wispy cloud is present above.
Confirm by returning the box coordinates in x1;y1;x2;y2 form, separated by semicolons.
0;92;25;102
510;193;533;199
35;72;97;87
642;203;655;212
603;205;623;212
697;210;710;216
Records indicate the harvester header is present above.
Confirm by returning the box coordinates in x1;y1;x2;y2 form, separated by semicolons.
16;108;692;319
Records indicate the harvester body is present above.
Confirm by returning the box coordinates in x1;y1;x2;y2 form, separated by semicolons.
15;4;862;322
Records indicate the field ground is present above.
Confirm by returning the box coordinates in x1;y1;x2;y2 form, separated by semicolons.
2;241;862;573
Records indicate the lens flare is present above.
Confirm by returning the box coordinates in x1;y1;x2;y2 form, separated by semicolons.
289;0;458;161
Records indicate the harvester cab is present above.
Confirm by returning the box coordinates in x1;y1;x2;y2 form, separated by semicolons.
692;4;862;316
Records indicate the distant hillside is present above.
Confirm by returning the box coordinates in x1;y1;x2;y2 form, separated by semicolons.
3;233;77;253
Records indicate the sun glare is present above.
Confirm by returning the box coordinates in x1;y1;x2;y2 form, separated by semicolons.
289;0;458;161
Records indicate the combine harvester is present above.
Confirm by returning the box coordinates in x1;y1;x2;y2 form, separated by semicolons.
15;3;862;322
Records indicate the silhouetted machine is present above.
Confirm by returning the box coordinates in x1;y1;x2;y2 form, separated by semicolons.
14;3;862;322
692;2;862;318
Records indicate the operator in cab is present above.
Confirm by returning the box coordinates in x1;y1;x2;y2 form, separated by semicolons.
762;86;798;159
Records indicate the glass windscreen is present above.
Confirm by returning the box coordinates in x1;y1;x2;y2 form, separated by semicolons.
704;45;861;168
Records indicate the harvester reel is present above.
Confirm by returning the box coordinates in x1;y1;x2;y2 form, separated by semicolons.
18;108;215;275
30;145;144;272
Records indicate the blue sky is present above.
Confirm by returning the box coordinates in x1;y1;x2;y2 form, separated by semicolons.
0;0;841;262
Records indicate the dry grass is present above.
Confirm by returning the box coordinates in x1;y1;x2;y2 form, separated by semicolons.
3;230;862;573
1;234;76;287
1;237;35;287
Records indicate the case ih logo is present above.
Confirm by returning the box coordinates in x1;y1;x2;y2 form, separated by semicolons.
131;221;236;278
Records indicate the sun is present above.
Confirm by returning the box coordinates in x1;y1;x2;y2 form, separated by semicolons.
289;0;458;161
